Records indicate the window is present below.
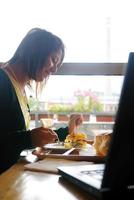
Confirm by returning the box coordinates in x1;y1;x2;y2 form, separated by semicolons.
27;74;124;136
40;75;124;113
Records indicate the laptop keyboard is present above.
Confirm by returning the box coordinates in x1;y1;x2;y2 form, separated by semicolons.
81;169;104;180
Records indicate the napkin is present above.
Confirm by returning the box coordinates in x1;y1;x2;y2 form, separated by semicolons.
24;158;91;174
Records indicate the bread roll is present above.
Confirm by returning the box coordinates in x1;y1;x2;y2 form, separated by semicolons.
93;133;111;156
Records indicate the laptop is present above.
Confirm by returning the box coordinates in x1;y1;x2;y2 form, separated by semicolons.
58;52;134;199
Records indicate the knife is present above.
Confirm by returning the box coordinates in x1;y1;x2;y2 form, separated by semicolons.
62;147;76;155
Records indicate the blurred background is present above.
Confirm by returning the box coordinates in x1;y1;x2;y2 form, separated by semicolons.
1;0;133;138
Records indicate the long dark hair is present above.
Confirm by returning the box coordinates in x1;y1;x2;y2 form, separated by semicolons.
9;28;65;80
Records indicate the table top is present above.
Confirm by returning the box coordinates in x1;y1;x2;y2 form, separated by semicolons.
0;158;97;200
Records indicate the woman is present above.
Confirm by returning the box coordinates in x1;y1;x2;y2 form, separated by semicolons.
0;28;74;174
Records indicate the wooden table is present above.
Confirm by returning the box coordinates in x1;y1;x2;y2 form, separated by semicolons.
0;158;97;200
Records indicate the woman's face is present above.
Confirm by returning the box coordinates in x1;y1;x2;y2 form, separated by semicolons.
36;49;63;82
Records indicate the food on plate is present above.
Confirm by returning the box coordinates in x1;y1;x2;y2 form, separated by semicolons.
64;132;87;148
93;132;112;156
64;114;87;148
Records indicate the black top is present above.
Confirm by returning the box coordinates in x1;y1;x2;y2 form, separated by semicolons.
0;69;68;174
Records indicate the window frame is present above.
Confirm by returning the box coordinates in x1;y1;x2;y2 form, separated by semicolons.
55;62;127;75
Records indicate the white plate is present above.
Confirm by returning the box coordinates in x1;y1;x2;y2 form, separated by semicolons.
44;143;89;150
44;143;69;150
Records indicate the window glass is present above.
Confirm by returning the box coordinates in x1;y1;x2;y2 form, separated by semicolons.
43;75;123;112
27;75;124;135
27;75;124;114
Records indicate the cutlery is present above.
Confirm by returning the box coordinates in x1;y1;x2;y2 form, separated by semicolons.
62;143;80;155
62;147;76;155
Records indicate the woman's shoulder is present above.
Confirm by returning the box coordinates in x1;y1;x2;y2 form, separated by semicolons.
0;68;9;78
0;68;13;90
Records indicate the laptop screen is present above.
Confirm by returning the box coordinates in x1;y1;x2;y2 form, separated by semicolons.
102;52;134;192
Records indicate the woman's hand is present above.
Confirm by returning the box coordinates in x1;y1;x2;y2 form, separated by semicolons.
30;127;58;147
68;113;83;135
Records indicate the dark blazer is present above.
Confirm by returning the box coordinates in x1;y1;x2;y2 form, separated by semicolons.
0;69;68;174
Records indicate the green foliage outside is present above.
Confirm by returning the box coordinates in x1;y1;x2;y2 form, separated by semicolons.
47;104;74;113
48;90;103;113
73;95;103;112
28;90;103;113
